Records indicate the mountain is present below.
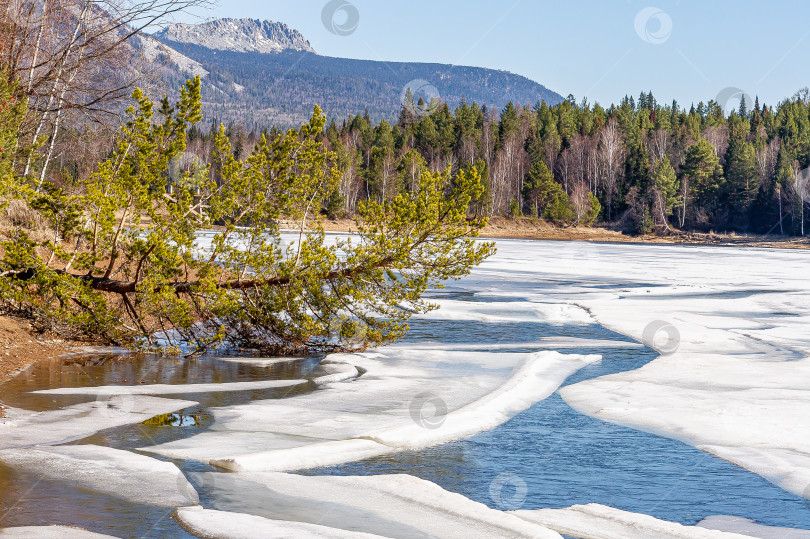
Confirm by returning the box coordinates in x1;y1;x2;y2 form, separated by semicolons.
154;18;315;54
150;19;563;129
133;33;208;78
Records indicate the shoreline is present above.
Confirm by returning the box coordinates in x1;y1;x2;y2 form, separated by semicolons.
0;316;81;417
317;217;810;250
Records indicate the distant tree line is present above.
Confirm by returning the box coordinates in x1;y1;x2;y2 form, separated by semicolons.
193;89;810;236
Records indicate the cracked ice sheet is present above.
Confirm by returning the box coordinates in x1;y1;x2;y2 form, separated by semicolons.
186;472;561;538
451;239;810;500
512;503;748;538
0;527;120;538
0;445;197;507
0;396;196;450
30;378;307;396
139;348;599;471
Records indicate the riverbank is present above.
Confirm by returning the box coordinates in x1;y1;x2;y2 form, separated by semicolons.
0;316;79;417
318;217;810;250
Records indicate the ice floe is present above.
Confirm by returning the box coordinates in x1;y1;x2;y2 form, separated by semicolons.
0;445;197;507
310;361;362;385
211;356;308;367
174;506;388;538
452;239;810;502
0;527;119;538
512;503;748;538
364;351;599;449
140;349;599;471
0;396;196;449
415;298;594;324
698;515;810;538
695;445;810;499
186;472;561;538
31;379;307;396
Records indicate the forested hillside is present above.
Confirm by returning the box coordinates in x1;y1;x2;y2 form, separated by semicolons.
155;41;563;128
191;92;810;236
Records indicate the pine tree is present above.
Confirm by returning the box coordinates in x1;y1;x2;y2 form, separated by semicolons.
679;138;724;227
652;156;678;217
498;102;519;147
739;95;748;118
1;78;495;352
724;135;759;220
522;160;560;218
399;87;417;128
623;131;652;193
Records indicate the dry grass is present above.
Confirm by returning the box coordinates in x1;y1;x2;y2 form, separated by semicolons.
0;197;48;242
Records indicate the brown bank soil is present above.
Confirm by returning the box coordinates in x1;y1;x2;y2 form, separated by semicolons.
318;217;810;250
0;316;82;417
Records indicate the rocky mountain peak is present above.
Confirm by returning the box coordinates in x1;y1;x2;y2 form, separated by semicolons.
154;18;315;54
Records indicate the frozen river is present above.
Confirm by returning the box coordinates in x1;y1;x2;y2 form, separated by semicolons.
1;238;809;538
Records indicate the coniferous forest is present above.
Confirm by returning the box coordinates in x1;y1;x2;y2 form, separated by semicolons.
193;90;810;236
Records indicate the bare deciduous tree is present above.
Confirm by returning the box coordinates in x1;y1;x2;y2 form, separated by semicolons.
650;127;669;163
3;0;210;182
599;118;623;220
703;125;729;160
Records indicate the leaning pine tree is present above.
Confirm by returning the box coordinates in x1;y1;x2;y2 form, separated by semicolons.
0;77;495;353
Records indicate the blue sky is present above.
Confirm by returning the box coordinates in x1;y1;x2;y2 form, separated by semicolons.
177;0;810;108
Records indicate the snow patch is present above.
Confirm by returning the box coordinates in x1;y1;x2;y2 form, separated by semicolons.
134;34;208;77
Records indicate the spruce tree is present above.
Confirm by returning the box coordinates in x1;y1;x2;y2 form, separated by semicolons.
680;138;725;226
739;95;748;118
